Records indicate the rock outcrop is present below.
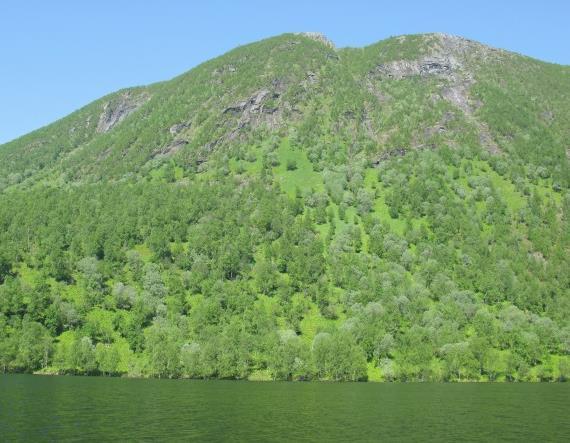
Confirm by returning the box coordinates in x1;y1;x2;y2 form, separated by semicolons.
96;91;149;133
297;32;335;49
374;57;456;80
153;139;189;159
169;122;190;135
369;33;502;154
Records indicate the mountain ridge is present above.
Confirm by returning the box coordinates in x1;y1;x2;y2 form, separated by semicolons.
1;32;568;188
3;31;567;144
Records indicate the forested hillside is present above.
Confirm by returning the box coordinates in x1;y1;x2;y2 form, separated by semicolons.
0;33;568;381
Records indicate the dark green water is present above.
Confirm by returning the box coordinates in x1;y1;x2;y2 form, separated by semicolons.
0;375;568;442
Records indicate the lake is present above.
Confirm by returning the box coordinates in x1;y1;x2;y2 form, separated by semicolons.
0;375;568;441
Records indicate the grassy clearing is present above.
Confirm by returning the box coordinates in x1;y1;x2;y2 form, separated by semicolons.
273;138;324;197
475;160;526;212
299;303;338;343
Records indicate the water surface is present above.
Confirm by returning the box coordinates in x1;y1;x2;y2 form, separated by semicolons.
1;375;568;441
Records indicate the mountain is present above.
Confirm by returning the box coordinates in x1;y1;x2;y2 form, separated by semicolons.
0;33;568;381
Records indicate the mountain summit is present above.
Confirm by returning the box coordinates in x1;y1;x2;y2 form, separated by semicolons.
0;34;568;381
1;32;568;185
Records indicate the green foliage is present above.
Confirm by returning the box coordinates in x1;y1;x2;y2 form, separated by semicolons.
0;32;568;381
286;159;298;171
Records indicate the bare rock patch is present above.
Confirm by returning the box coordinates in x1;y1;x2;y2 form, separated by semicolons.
97;91;149;133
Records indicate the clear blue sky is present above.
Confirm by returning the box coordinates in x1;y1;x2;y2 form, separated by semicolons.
1;0;568;144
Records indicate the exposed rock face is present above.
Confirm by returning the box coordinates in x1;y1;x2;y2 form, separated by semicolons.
224;89;273;115
306;71;319;85
169;122;190;135
218;80;297;145
153;139;188;159
297;32;335;49
368;33;502;155
212;64;237;77
96;92;149;133
374;57;455;80
223;88;281;122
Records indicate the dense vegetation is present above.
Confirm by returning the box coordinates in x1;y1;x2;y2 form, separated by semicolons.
0;33;568;381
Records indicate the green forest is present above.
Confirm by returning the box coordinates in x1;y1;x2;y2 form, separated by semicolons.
0;33;568;381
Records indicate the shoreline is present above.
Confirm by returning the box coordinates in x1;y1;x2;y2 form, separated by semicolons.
0;371;561;383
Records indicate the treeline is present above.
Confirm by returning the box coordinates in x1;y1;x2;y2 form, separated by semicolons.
1;318;368;381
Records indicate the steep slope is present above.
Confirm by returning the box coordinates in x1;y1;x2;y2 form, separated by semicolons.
2;33;568;187
0;33;568;381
